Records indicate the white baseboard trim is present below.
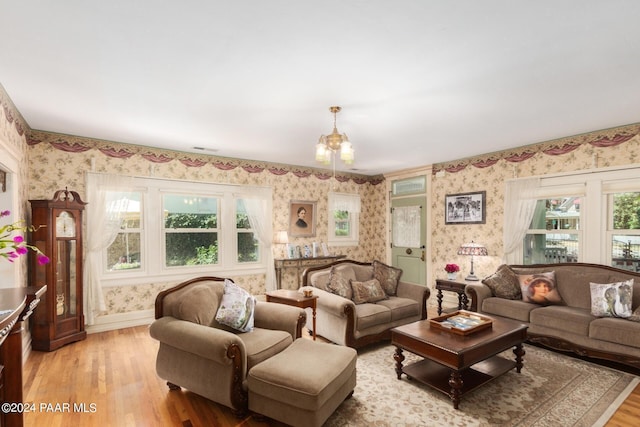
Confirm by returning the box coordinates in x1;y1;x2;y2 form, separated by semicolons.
86;309;155;334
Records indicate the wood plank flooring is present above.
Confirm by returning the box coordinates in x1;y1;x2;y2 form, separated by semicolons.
22;324;640;427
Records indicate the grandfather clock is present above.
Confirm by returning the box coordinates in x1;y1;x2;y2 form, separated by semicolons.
29;188;87;351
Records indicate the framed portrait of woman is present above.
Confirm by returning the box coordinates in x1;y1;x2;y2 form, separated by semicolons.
289;200;316;237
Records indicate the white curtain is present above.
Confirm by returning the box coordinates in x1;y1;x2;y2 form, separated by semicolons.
238;197;275;291
392;205;421;248
503;177;540;263
328;192;361;213
84;173;134;325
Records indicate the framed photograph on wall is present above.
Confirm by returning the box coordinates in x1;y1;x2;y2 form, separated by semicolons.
445;191;486;224
289;200;316;237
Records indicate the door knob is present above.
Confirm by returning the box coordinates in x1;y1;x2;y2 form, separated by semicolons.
405;248;412;255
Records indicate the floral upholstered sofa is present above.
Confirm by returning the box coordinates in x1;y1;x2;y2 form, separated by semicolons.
301;259;429;348
465;262;640;370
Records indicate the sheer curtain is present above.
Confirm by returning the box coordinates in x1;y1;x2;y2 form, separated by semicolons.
84;173;134;325
328;192;361;213
238;197;275;291
503;177;540;264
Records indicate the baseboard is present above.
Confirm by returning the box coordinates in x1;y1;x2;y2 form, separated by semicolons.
86;309;155;334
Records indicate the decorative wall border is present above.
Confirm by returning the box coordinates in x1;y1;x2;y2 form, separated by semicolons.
0;83;29;138
433;123;640;174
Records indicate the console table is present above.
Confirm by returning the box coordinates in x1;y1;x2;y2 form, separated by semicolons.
274;255;345;289
0;285;47;427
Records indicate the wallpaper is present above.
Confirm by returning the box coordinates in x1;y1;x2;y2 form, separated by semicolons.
25;137;386;315
431;127;640;281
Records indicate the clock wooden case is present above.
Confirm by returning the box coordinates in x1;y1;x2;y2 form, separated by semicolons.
29;188;87;351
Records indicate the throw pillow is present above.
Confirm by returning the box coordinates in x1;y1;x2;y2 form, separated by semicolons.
590;279;634;318
214;279;256;332
373;260;403;296
518;271;563;305
482;264;521;300
351;278;388;304
328;266;354;299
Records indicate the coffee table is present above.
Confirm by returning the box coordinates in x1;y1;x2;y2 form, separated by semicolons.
391;312;528;409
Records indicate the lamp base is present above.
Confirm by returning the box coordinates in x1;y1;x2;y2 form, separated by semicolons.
465;274;479;281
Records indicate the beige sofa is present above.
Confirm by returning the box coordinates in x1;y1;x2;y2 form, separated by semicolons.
466;263;640;370
301;259;429;348
149;276;306;416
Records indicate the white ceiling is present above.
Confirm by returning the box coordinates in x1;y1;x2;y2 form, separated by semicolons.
1;1;639;176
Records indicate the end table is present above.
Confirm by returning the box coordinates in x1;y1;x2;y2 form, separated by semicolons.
265;289;318;340
435;279;470;315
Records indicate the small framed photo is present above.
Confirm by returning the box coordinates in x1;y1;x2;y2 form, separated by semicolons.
289;200;316;237
445;191;486;224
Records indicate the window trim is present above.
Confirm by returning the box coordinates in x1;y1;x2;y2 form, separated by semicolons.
93;175;272;287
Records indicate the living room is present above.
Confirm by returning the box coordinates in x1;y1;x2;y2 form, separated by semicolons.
2;2;640;426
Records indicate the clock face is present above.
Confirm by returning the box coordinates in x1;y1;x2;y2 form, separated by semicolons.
56;211;76;238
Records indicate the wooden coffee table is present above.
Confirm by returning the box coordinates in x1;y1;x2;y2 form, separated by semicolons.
391;312;528;409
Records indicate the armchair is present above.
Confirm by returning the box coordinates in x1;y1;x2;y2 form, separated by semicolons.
149;276;306;416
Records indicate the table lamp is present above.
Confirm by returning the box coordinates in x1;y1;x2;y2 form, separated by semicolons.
274;230;289;258
457;241;488;281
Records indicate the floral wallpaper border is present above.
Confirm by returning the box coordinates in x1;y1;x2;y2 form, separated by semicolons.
433;123;640;174
27;129;384;186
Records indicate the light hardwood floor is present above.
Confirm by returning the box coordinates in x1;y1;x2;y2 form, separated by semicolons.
22;324;640;427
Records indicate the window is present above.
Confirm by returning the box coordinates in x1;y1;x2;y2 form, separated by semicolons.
93;174;271;285
106;192;143;271
508;166;640;267
609;192;640;272
327;192;360;246
523;197;580;264
163;195;219;267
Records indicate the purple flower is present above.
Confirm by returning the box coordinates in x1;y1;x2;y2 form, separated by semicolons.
13;235;24;244
0;210;9;217
16;246;28;255
37;254;50;265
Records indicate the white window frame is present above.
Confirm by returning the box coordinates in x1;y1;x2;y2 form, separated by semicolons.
327;192;360;247
95;176;271;287
508;165;640;265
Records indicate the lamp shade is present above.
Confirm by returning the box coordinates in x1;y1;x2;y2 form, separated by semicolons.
457;241;488;256
274;230;289;245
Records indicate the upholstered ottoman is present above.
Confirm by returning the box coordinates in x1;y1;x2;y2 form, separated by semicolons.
247;338;357;427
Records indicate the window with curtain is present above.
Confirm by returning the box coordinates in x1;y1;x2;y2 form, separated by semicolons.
507;166;640;267
328;192;360;246
94;175;271;286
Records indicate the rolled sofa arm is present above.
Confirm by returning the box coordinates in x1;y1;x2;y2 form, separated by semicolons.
149;316;245;365
396;281;430;318
254;301;306;339
465;282;492;312
308;287;356;317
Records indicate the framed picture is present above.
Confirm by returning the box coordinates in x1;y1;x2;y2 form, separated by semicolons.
289;200;316;237
445;191;486;224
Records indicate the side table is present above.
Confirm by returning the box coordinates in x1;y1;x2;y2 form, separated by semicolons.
435;279;470;315
265;289;318;340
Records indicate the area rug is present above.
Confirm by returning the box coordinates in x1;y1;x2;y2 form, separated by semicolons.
325;343;639;427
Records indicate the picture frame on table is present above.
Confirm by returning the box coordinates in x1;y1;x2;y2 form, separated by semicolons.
445;191;486;224
289;200;316;237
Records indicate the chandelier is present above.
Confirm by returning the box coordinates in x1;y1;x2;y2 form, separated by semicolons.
315;106;354;166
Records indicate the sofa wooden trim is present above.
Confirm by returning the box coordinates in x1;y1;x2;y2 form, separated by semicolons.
302;259;429;348
466;262;640;372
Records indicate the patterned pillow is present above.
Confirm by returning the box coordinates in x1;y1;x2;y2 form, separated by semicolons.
328;266;354;299
590;279;634;318
351;279;388;304
482;264;521;300
519;271;563;305
373;260;403;296
214;279;256;332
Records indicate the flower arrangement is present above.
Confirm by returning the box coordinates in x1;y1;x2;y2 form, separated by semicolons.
0;210;50;264
444;263;460;273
